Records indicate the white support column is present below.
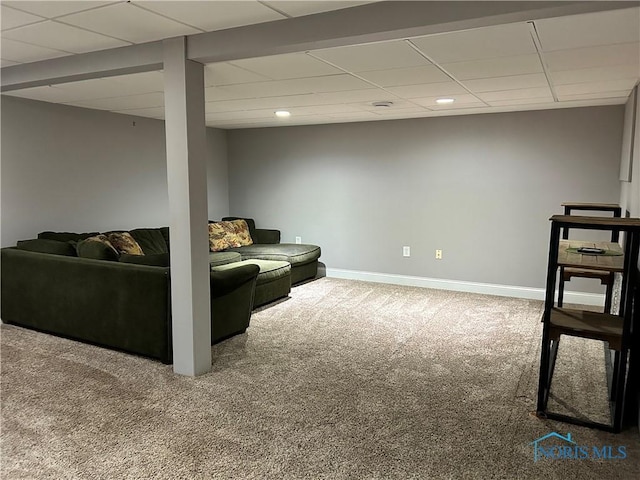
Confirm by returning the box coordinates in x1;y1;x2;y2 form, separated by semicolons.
163;37;211;376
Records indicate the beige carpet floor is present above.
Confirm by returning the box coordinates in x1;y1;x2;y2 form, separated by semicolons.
1;277;639;479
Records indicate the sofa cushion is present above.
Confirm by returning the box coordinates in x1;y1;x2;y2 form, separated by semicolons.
129;228;169;255
227;244;321;266
38;231;99;243
106;232;144;255
16;239;77;257
209;251;242;267
76;235;119;261
120;253;170;267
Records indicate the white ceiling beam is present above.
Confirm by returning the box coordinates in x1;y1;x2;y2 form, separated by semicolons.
2;1;637;92
1;41;163;92
188;1;639;63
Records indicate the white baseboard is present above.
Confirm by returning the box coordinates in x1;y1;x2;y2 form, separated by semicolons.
324;268;605;306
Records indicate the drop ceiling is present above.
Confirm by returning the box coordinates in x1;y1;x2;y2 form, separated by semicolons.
1;1;639;129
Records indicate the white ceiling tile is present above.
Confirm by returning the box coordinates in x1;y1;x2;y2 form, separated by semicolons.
221;74;371;97
351;99;419;111
263;1;372;17
487;98;556;107
545;43;640;72
4;1;115;18
206;100;259;114
555;79;638;97
287;104;364;115
59;3;200;43
205;94;335;113
230;53;342;80
205;86;253;102
315;89;392;103
411;94;483;108
551;65;640;86
357;65;450;87
325;111;378;119
476;87;553;102
312;41;429;72
108;71;165;94
372;107;429;117
557;91;631;102
135;1;284;32
112;106;165;119
0;37;70;62
1;5;45;31
429;102;488;111
1;85;70;102
298;74;376;92
385;82;468;99
204;62;271;87
535;7;640;52
2;21;130;54
442;54;542;80
462;73;549;92
68;92;165;111
1;58;21;67
410;23;536;63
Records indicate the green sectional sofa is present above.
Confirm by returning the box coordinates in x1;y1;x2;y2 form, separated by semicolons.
1;227;259;364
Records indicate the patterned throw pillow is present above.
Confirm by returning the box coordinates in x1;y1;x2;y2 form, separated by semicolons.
106;232;144;255
208;222;237;252
226;219;253;246
208;220;254;251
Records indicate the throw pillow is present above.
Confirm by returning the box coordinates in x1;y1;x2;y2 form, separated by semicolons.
208;222;237;251
106;232;144;255
120;253;170;267
16;239;77;257
76;235;119;261
227;219;253;246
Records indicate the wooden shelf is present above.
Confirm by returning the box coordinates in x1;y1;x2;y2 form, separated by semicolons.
561;202;621;211
549;307;623;350
558;240;624;272
550;215;640;229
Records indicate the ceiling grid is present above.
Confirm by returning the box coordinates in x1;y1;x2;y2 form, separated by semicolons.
1;1;638;128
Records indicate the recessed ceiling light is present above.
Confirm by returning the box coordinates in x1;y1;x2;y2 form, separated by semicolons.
436;98;455;105
275;110;291;117
372;101;394;108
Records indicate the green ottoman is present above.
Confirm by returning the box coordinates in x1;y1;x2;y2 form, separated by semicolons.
211;259;291;308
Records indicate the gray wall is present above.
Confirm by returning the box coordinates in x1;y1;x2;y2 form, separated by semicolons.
0;95;229;247
228;106;624;290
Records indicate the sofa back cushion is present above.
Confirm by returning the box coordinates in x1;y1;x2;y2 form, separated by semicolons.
76;235;119;261
129;228;169;255
38;231;99;243
16;239;77;257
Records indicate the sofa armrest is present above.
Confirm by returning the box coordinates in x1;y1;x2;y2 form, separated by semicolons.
254;228;280;244
209;263;259;344
210;263;259;297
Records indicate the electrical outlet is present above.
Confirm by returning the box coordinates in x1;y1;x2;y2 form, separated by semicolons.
435;249;442;259
295;236;302;244
403;246;410;257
